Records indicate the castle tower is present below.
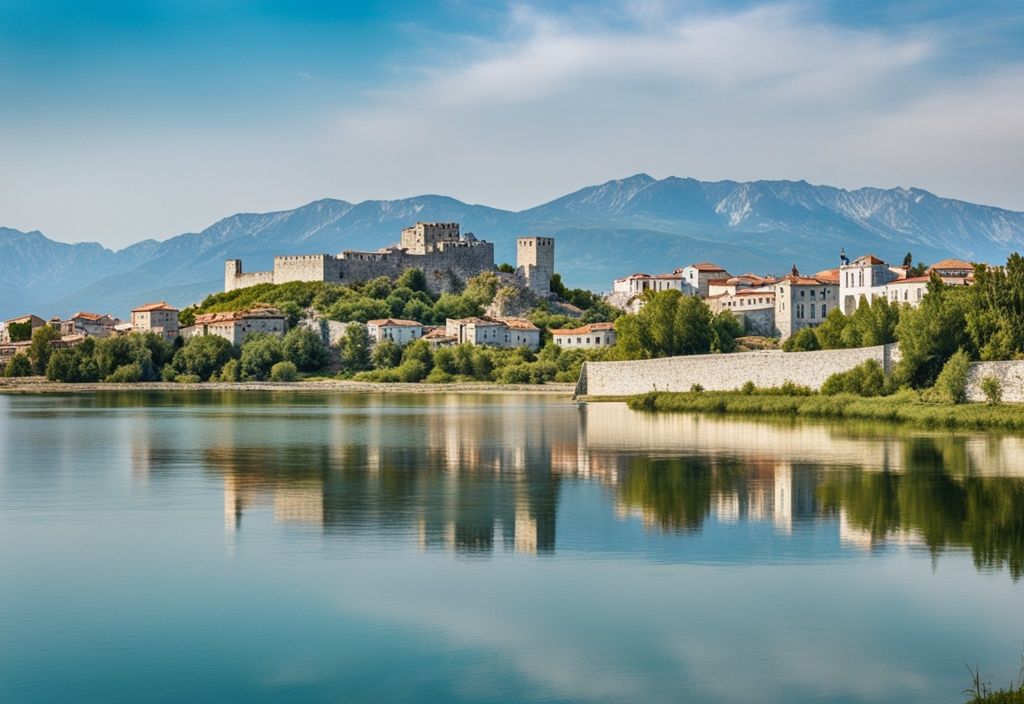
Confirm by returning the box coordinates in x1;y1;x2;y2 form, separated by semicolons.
516;236;554;296
225;259;242;292
400;222;460;254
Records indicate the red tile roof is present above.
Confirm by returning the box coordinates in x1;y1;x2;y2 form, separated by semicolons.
132;301;178;312
366;318;423;327
850;254;886;266
928;258;973;272
552;322;616;335
688;262;728;272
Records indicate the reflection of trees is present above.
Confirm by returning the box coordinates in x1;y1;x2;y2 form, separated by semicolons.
617;456;743;532
820;437;1024;581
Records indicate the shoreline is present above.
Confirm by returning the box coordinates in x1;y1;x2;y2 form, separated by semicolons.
0;377;576;396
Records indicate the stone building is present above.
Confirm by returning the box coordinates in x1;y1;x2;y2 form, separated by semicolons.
1;314;46;342
225;222;497;296
366;319;424;345
774;274;839;339
928;258;974;278
706;290;776;336
612;272;693;295
516;236;555;297
445;316;540;351
182;308;286;345
60;312;118;338
552;322;617;349
131;302;180;342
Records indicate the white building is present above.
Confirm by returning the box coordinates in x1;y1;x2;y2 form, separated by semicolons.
612;272;691;295
498;318;541;351
184;308;286;345
60;312;118;338
366;318;424;345
679;262;731;297
838;254;906;314
444;316;540;350
551;322;617;349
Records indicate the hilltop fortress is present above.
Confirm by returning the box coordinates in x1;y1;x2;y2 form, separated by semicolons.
225;222;554;296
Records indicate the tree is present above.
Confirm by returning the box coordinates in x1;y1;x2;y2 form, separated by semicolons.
782;327;820;352
3;353;33;377
282;327;329;371
240;333;285;380
395;268;428;293
931;348;971;403
612;290;721;359
339;323;371;373
28;324;62;374
371;339;402;369
903;252;913;268
894;277;972;388
497;263;516;274
269;361;299;381
173;335;236;381
178;308;196;328
711;311;743;353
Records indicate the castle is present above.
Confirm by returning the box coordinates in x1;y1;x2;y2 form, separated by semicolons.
224;222;555;296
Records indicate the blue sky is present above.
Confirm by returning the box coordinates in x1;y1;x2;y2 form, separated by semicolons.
1;0;1023;247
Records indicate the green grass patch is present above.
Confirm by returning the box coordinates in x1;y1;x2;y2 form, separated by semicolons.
627;389;1024;432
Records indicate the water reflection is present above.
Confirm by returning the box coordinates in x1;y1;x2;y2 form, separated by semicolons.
79;393;1023;579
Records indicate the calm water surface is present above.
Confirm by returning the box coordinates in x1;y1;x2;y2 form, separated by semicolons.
2;391;1023;703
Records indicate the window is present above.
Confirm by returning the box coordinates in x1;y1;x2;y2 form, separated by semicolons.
800;290;805;298
821;304;826;317
810;290;816;299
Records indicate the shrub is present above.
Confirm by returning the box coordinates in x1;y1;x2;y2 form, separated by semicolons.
107;362;143;383
371;339;402;369
220;358;241;382
396;359;428;383
160;365;178;382
782;327;820;352
175;374;201;384
740;381;756;395
269;361;299;381
932;349;972;404
690;383;705;392
424;367;453;384
240;334;285;380
173;335;236;381
821;359;887;397
3;353;33;377
981;376;1003;405
282;327;329;371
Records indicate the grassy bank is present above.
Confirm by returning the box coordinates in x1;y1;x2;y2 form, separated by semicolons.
626;389;1024;432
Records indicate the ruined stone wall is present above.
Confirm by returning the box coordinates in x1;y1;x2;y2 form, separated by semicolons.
224;260;275;292
576;344;900;396
273;255;331;285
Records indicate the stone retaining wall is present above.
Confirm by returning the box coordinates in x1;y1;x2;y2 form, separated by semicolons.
965;361;1024;403
576;344;900;397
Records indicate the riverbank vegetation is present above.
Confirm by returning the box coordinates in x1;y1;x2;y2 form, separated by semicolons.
628;384;1024;432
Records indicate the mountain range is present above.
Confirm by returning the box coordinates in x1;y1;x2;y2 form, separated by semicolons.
4;173;1024;319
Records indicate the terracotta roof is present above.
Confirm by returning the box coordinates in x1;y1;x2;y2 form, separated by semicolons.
706;278;731;286
850;254;886;266
366;318;423;327
447;316;504;326
422;327;456;339
132;301;178;313
688;262;728;272
779;275;836;286
928;258;973;272
813;268;840;283
194;307;284;324
498;317;540;331
69;312;108;321
552;322;616;336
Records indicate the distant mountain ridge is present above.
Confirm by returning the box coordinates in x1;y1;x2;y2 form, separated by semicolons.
3;174;1024;318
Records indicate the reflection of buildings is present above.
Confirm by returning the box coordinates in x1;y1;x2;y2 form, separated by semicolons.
123;394;1024;575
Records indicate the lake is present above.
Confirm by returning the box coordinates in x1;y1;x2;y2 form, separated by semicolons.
1;391;1023;703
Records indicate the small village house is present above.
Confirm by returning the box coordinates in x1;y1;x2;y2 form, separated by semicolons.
2;314;47;342
551;322;617;349
366;319;424;345
130;302;180;342
182;308;286;345
60;312;118;338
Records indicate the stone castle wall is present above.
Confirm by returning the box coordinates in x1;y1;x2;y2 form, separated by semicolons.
576;344;900;396
224;241;495;294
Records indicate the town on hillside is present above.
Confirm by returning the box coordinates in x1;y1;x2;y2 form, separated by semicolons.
0;220;981;374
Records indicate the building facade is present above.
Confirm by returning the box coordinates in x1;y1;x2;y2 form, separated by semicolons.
445;316;540;350
183;308;286;345
774;275;839;339
60;312;117;338
516;236;555;297
552;322;617;349
838;254;906;314
130;302;181;342
366;319;424;345
679;262;731;297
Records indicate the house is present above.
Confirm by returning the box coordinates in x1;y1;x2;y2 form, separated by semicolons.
884;270;973;307
774;274;839;339
612;272;693;295
551;322;617;349
838;254;906;314
366;319;424;345
60;312;118;338
444;316;540;350
707;274;777;298
131;302;180;342
679;262;731;297
706;290;776;336
183;308;286;345
928;259;975;278
497;318;541;351
445;317;507;347
2;314;47;342
422;326;458;348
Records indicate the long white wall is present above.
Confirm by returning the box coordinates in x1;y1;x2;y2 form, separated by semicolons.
576;344;900;396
